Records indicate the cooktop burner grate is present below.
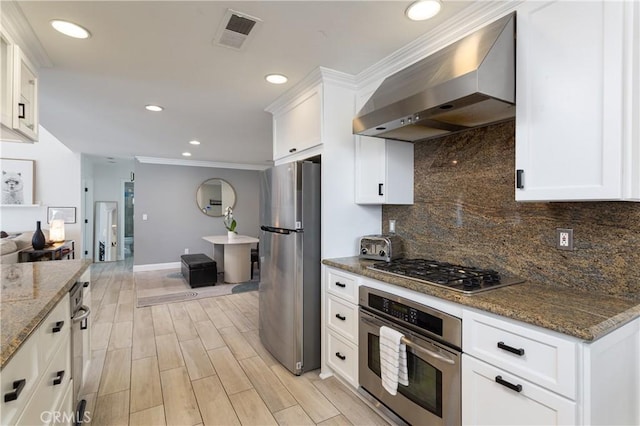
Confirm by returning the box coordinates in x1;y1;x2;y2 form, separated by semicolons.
368;259;524;294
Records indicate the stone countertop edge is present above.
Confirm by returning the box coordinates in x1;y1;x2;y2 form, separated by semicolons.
1;260;92;369
322;257;640;342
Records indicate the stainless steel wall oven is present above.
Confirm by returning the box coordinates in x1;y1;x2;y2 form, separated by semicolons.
358;286;462;426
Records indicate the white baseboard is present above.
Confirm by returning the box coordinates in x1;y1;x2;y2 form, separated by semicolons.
133;262;181;272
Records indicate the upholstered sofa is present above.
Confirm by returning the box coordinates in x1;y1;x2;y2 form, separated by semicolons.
0;231;48;264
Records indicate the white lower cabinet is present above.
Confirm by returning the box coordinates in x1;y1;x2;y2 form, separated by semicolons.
326;331;358;387
0;294;72;426
16;337;72;426
322;266;361;387
463;308;640;426
462;355;576;425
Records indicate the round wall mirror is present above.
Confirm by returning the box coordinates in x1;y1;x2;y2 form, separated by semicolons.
196;178;236;217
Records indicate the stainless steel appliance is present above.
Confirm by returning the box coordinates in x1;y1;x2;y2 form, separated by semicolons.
359;234;404;262
369;258;525;294
359;286;462;426
259;160;321;375
353;13;515;143
70;281;90;424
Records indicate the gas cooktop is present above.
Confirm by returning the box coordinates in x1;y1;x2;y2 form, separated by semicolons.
368;258;525;294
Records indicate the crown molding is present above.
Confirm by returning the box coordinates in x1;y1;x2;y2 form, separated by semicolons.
0;0;52;68
135;156;272;171
355;1;524;91
265;66;356;114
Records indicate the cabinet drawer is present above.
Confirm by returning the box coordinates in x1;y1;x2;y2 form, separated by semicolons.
38;294;71;369
326;331;358;388
0;334;40;426
17;335;72;426
463;310;577;399
326;269;358;303
462;355;576;425
327;295;358;343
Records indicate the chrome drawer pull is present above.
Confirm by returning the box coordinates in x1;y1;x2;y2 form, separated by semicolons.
497;341;525;356
495;375;522;393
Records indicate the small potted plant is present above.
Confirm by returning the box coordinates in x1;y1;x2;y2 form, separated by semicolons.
224;206;237;239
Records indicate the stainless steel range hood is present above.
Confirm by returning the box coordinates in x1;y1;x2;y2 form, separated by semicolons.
353;13;515;142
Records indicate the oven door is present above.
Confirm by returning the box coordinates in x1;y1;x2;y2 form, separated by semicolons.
359;309;461;426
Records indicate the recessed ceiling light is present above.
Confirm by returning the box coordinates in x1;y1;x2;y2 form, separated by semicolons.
265;74;288;85
189;140;201;145
145;105;164;112
405;0;442;21
182;152;192;157
50;20;91;39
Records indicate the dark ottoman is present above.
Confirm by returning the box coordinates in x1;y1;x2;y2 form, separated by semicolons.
180;254;217;288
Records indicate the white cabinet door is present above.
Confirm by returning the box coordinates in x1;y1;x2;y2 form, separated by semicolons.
12;45;38;141
462;355;576;426
355;136;386;203
273;85;322;160
515;1;625;201
355;136;413;204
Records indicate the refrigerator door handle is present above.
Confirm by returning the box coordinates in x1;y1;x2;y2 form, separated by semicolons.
261;225;293;234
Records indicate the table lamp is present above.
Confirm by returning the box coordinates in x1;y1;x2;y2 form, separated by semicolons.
50;219;65;242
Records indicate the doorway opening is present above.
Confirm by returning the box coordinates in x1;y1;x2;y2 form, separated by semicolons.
124;182;134;259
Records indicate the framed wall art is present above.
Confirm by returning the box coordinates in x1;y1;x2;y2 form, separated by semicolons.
1;158;35;205
47;207;77;224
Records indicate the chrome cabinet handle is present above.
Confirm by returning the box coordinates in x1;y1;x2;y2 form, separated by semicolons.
4;379;26;402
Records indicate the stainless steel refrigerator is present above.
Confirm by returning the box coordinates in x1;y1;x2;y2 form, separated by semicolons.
259;160;321;375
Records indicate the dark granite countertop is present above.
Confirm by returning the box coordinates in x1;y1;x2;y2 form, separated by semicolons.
323;257;640;341
1;260;92;369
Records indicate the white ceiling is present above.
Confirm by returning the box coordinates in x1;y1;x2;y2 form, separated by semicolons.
16;1;474;166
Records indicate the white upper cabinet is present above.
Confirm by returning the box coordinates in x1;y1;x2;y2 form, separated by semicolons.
0;27;39;142
515;0;638;201
355;136;413;205
271;84;322;161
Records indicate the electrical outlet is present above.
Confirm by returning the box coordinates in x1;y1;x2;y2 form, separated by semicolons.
184;248;189;254
556;228;573;250
389;219;396;233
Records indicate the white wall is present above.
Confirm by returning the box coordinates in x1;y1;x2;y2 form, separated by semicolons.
0;126;82;251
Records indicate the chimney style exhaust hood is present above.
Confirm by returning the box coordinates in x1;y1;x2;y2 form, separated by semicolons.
353;13;516;142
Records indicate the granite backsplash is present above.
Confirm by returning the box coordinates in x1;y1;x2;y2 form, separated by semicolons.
382;120;640;301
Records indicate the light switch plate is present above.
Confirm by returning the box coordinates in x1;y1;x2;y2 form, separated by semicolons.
556;228;573;250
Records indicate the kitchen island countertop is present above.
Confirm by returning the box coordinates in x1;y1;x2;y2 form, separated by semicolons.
1;260;92;369
323;256;640;341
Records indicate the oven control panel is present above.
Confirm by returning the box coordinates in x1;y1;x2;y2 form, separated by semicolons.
369;293;443;337
381;298;418;324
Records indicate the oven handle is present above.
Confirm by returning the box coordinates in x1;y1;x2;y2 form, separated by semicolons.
361;315;455;365
72;305;91;323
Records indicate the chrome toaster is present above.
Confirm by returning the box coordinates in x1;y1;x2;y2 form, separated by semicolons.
359;234;404;262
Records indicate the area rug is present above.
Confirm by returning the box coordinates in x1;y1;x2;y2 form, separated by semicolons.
135;269;258;307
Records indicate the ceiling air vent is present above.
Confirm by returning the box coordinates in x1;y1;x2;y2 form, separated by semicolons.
214;9;262;50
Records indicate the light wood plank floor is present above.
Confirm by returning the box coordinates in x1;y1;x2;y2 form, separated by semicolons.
84;260;391;426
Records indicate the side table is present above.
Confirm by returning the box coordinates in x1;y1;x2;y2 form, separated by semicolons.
19;240;75;262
